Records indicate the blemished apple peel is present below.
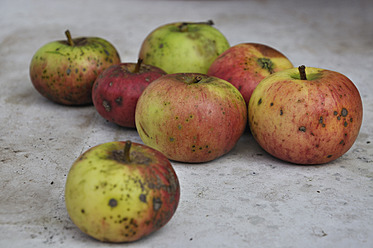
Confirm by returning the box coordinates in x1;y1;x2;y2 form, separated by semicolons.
65;141;180;242
29;30;121;105
248;66;363;165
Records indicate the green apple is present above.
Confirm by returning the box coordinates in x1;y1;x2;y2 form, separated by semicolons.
138;20;230;74
248;66;363;164
30;30;121;105
65;141;180;242
135;73;247;163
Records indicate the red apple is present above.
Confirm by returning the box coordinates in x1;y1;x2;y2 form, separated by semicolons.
208;43;293;106
65;140;180;242
92;59;166;128
135;73;247;163
248;66;363;165
30;30;120;105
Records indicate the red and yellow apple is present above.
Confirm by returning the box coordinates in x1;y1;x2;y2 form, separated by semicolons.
248;66;363;164
92;59;166;128
208;43;293;106
65;141;180;242
135;73;247;163
30;30;121;105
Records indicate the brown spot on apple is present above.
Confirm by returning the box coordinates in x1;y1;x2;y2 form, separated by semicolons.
153;197;162;211
139;194;147;203
341;108;348;117
299;126;306;132
115;97;122;105
109;198;118;208
103;100;111;112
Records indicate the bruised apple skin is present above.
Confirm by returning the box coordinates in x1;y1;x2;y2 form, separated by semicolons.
65;141;180;242
208;43;293;106
30;30;120;105
248;66;363;165
92;59;166;128
135;73;247;163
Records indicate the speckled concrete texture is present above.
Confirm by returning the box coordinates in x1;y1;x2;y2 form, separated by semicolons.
0;0;372;247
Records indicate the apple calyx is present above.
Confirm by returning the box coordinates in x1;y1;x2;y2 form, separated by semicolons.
190;75;203;84
178;20;214;32
133;58;143;73
65;30;75;46
298;65;307;80
257;58;274;74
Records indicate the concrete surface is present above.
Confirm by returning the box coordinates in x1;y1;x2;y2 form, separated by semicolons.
1;0;372;247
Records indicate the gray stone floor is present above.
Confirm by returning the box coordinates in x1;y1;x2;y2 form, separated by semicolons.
1;0;372;247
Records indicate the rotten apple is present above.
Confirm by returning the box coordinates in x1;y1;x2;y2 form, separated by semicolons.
248;65;363;164
92;59;166;128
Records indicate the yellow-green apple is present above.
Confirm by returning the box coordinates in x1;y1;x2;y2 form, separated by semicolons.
248;66;363;165
138;20;230;74
30;30;120;105
92;59;166;128
135;73;247;163
65;141;180;242
208;43;293;106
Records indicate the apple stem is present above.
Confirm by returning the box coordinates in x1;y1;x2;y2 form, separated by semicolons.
123;140;132;163
133;58;143;73
178;20;214;32
65;30;74;46
298;65;307;80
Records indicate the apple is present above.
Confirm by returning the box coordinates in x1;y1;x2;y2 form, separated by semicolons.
65;140;180;242
92;59;166;128
208;43;293;106
30;30;121;105
135;73;247;163
138;20;230;74
248;65;363;165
